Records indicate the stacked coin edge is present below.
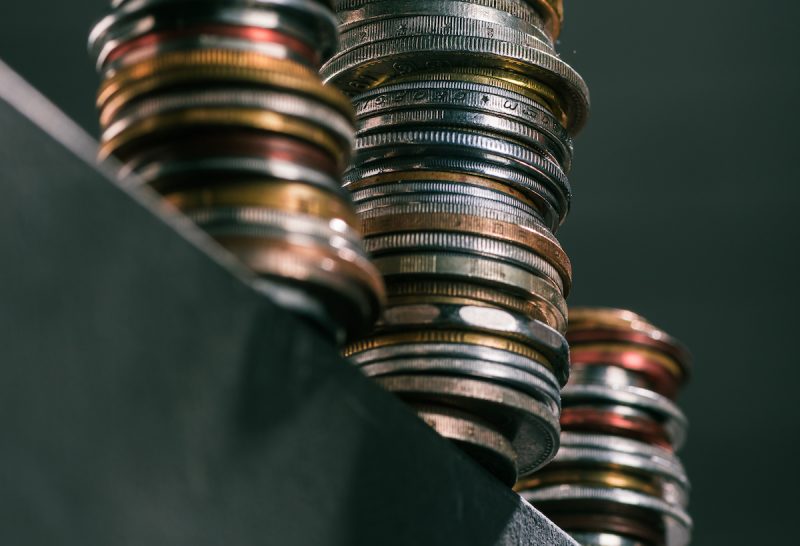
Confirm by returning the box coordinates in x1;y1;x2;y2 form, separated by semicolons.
516;307;693;546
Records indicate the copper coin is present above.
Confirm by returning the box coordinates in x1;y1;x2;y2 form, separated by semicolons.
105;24;319;67
570;348;680;399
118;130;340;177
549;513;664;546
560;408;673;450
568;328;691;382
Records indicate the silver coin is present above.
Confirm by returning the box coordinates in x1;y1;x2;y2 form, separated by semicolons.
557;432;690;509
352;128;570;199
358;357;561;412
334;0;546;30
373;253;567;313
363;231;563;293
337;15;552;55
185;206;364;248
351;179;544;217
355;192;545;229
559;432;678;461
376;375;560;475
184;209;366;259
569;365;651;391
568;532;649;546
415;404;518;486
336;0;551;45
519;485;692;546
552;446;689;498
356;108;569;170
561;384;688;450
342;156;566;230
120;157;347;198
321;34;590;135
351;78;572;157
564;403;660;422
91;1;336;69
377;303;569;385
347;342;559;391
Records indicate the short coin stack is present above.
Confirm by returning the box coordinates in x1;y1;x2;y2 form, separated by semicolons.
325;0;589;484
517;308;692;546
89;0;384;342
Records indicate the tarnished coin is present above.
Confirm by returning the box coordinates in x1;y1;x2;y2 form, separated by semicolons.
376;375;561;475
415;405;518;486
519;485;692;546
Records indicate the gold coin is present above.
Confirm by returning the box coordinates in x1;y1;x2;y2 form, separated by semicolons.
385;279;566;333
515;468;660;496
344;329;554;373
164;182;360;228
570;343;684;378
569;307;653;330
98;108;348;170
361;212;572;293
98;54;353;123
100;49;313;102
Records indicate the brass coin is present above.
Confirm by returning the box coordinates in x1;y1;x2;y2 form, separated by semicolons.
385;278;566;331
344;329;554;373
164;182;360;228
515;469;661;497
361;212;572;294
98;53;353;121
569;343;684;379
98;108;348;170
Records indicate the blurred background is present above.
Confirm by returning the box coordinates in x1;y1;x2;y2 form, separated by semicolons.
1;1;797;543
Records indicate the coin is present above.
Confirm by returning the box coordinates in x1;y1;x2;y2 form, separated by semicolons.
90;0;385;341
415;405;518;486
327;0;587;483
375;375;560;475
519;308;693;546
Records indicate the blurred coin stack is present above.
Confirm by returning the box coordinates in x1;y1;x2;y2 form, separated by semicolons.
517;308;692;546
88;0;384;342
324;0;589;484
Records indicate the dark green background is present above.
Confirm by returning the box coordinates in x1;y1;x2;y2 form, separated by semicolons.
1;1;797;543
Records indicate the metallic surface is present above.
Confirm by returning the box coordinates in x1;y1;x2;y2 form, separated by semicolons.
89;0;384;341
333;0;587;483
0;61;578;545
518;308;692;546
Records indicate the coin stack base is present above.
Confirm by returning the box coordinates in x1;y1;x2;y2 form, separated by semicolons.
328;0;589;483
516;308;692;546
89;0;385;343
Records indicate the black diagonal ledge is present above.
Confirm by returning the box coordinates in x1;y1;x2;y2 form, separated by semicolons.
0;60;576;546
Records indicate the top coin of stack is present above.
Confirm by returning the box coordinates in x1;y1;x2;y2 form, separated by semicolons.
517;308;692;546
326;0;589;484
89;0;385;342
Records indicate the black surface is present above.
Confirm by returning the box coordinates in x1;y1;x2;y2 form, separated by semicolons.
0;62;575;545
1;1;799;543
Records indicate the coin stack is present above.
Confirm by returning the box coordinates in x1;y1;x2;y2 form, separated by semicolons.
88;0;384;342
324;0;589;484
516;308;692;546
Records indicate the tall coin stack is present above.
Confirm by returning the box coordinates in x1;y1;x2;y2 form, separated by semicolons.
324;0;590;484
517;308;692;546
88;0;384;342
